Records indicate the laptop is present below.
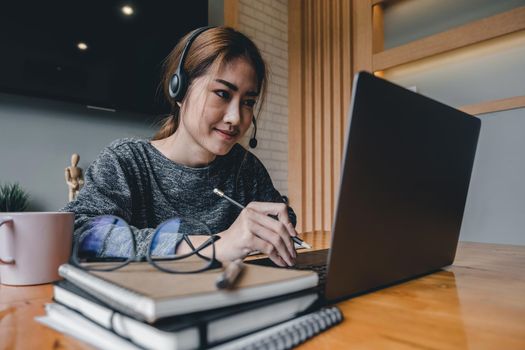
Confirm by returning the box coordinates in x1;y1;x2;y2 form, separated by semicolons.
252;71;481;303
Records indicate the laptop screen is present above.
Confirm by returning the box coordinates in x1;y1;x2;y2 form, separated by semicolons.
324;72;481;301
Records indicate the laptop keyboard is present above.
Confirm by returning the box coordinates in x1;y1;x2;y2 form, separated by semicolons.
248;249;330;290
292;263;328;287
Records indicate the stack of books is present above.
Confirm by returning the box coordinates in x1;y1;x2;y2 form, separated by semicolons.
37;260;343;350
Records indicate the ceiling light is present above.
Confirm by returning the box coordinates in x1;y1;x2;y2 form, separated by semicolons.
121;5;134;16
77;42;88;51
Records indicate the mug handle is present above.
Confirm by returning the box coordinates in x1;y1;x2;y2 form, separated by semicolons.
0;217;15;265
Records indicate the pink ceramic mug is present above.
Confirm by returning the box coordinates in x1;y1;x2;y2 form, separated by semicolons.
0;212;74;286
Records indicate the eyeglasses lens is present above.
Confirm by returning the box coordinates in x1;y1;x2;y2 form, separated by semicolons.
74;215;135;270
149;217;218;273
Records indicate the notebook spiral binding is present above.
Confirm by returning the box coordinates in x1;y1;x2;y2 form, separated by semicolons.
210;306;343;350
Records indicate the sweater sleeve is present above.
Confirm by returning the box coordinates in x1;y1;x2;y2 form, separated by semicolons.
61;146;181;257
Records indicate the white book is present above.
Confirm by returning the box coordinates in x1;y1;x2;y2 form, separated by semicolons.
44;280;319;350
37;303;343;350
36;303;141;350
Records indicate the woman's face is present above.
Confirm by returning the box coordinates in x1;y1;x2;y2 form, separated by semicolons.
179;57;259;157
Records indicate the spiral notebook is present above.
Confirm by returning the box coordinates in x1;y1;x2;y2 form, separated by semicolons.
209;306;343;350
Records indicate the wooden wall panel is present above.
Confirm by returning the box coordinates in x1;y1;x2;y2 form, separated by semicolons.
341;0;352;180
224;0;239;29
352;0;373;73
289;0;353;233
322;1;333;232
313;1;323;230
288;0;305;232
373;6;525;71
332;0;342;217
460;95;525;116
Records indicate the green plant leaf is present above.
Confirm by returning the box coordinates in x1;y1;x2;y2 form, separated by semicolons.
0;182;30;212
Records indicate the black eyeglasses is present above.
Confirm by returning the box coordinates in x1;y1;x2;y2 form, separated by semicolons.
71;215;222;274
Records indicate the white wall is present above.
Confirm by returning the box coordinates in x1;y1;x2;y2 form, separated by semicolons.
460;109;525;245
237;0;289;195
0;93;155;211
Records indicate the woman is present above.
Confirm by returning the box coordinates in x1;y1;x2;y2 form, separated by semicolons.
63;27;297;267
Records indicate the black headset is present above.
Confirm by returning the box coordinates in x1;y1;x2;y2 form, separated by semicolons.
168;27;258;148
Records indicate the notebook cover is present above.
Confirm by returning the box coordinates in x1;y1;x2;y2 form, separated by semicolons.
59;260;318;322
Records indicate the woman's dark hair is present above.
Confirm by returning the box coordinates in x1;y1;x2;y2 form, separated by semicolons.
153;26;268;140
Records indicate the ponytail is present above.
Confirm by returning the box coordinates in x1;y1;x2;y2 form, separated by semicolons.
152;113;179;141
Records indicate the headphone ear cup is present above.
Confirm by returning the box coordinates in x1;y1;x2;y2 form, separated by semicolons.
169;71;188;102
168;73;179;99
169;27;213;102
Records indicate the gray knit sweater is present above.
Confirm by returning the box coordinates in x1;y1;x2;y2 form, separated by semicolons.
62;138;296;257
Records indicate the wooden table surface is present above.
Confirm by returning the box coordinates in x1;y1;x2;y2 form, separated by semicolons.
1;232;524;349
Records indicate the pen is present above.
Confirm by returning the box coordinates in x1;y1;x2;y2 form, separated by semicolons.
216;258;244;289
213;188;312;249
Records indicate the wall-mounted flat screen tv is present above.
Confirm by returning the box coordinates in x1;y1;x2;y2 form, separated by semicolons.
0;1;208;115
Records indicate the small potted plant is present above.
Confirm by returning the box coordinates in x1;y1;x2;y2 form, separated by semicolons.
0;182;30;212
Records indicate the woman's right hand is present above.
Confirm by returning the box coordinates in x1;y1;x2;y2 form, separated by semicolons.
215;202;297;267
